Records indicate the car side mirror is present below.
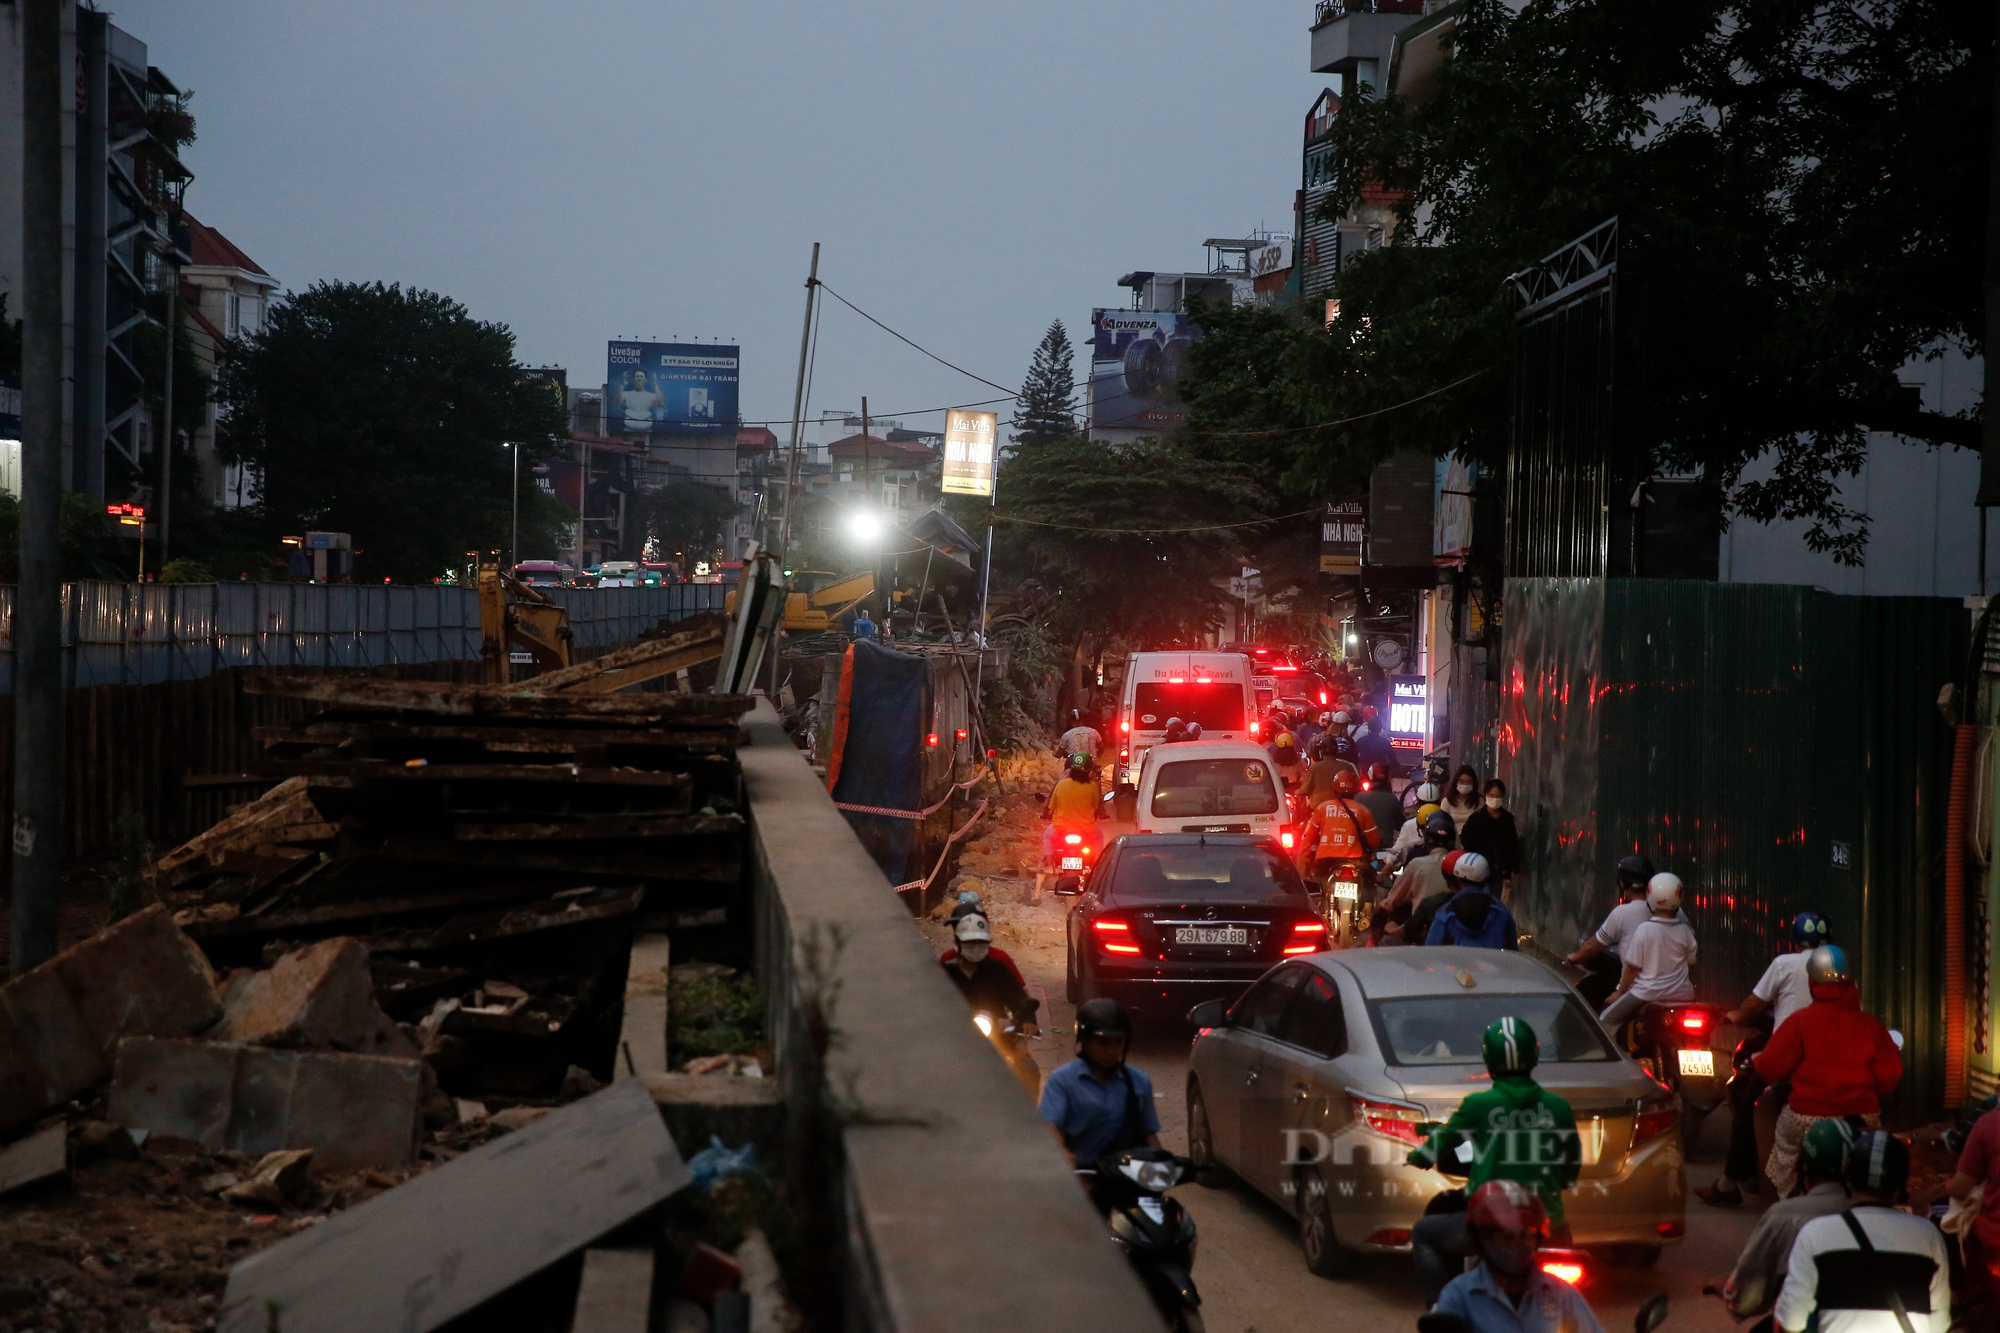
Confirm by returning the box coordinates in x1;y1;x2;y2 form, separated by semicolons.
1635;1294;1670;1333
1053;876;1084;897
1187;999;1227;1029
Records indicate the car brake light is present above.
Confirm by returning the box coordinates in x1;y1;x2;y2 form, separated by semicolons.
1103;941;1142;955
1540;1255;1586;1285
1633;1104;1679;1144
1169;673;1185;683
1348;1093;1427;1145
1279;827;1297;850
1282;944;1320;955
1121;720;1130;734
1292;920;1326;934
1093;920;1129;933
1249;720;1260;737
955;728;968;741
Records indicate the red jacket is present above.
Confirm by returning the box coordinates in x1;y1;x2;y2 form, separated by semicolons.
1752;980;1902;1116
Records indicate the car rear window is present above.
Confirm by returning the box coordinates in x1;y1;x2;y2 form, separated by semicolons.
1150;759;1279;818
1368;993;1615;1065
1109;845;1306;900
1132;683;1246;733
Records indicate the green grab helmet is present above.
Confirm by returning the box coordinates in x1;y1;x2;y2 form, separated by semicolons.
1800;1117;1857;1181
1482;1016;1539;1077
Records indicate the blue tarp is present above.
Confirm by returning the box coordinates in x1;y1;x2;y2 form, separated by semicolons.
828;639;932;883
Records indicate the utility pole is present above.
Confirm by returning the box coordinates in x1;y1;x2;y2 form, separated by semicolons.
775;243;820;566
158;257;175;570
860;396;872;509
14;0;65;974
509;442;520;571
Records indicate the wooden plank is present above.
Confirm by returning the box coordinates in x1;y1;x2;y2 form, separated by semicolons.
183;881;564;941
452;813;742;842
559;643;726;696
154;775;313;879
618;935;670;1082
571;1248;655;1333
243;675;751;722
257;722;746;750
217;1080;688;1333
359;885;647;952
523;625;723;694
0;1123;68;1197
380;839;739;883
249;761;697;788
183;773;279;789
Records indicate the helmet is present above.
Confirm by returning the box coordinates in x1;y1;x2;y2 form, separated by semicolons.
1368;762;1391;784
1185;722;1202;740
953;913;992;944
1362;706;1378;719
1319;712;1334;727
1441;850;1465;877
1806;944;1849;986
1455;852;1491;884
1075;997;1133;1041
1165;717;1183;731
1424;809;1457;839
1615;854;1656;892
1800;1118;1857;1181
1481;1017;1539;1076
1332;770;1360;796
1467;1179;1546;1236
1790;910;1831;947
1331;710;1350;725
1276;733;1296;749
1845;1129;1911;1199
1415;783;1441;805
1332;736;1356;758
1646;872;1683;913
1416;802;1441;825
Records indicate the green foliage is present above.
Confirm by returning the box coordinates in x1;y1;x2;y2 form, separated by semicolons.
218;281;571;582
640;481;741;565
667;969;765;1064
1300;0;1986;562
1011;320;1079;448
158;558;216;584
0;492;132;583
980;617;1063;752
0;291;20;381
105;810;156;924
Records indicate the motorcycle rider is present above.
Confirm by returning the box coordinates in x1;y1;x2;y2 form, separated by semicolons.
1382;809;1458;944
1298;735;1358;807
1357;761;1405;844
1433;1181;1607;1333
1408;1018;1583;1308
1754;944;1902;1198
1055;709;1102;766
1270;730;1304;787
942;892;1029;986
1039;997;1161;1168
1300;768;1381;888
1716;1119;1855;1322
1162;716;1190;744
1775;1130;1949;1333
1425;852;1516;949
1564;854;1660;967
1391;782;1445;854
939;913;1040;1035
1036;752;1103;899
1697;909;1834;1207
1597;873;1699;1028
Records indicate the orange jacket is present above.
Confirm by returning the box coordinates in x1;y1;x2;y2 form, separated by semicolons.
1303;796;1379;861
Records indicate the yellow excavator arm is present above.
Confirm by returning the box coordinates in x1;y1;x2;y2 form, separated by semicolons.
476;557;573;683
726;568;876;632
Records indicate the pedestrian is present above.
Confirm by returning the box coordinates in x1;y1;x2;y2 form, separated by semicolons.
852;607;877;640
1754;945;1902;1198
1597;873;1698;1029
1697;909;1834;1207
1717;1119;1855;1320
1425;852;1516;949
1441;765;1483;825
1774;1130;1948;1333
1458;779;1522;891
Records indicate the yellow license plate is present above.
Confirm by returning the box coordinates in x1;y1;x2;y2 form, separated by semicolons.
1677;1048;1715;1078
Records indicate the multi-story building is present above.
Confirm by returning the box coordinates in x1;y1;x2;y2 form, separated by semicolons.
0;3;191;503
179;215;277;509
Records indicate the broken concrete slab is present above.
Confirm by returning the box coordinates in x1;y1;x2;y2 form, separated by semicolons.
0;1123;67;1198
218;937;416;1059
573;1247;654;1333
108;1037;422;1172
221;1148;314;1209
0;904;221;1134
217;1078;689;1333
645;1073;784;1162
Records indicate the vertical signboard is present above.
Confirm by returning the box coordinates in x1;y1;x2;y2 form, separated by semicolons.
1387;674;1428;750
1320;499;1365;573
605;342;740;435
941;409;998;497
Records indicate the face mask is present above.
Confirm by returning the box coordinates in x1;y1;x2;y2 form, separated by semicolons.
959;941;990;963
1457;782;1475;795
1485;795;1503;810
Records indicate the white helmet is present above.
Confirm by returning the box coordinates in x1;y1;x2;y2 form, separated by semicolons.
953;913;992;943
1454;851;1491;884
1415;782;1441;805
1646;873;1684;913
1332;711;1351;725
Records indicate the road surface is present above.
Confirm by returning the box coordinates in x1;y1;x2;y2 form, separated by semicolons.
933;775;1762;1333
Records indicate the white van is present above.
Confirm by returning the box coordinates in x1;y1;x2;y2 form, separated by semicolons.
1132;740;1293;850
1114;649;1258;797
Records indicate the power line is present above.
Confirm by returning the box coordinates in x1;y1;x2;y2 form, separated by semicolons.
993;506;1322;536
815;283;1021;398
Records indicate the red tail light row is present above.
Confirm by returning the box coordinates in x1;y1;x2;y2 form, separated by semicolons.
1092;918;1141;955
1282;919;1326;955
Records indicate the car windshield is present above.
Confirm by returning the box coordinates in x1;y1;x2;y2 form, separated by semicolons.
1133;682;1246;733
1368;993;1615;1065
1150;759;1279;818
1109;845;1306;901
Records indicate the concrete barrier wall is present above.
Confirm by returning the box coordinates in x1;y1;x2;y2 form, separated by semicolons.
739;701;1162;1333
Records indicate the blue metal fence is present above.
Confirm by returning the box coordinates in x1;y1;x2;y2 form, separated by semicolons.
0;582;728;692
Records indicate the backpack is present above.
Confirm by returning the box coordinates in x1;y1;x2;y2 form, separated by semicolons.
1315;798;1367;858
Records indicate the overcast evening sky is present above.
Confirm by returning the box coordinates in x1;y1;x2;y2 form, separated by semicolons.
106;0;1315;438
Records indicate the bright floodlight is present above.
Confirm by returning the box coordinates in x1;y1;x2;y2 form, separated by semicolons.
847;510;883;544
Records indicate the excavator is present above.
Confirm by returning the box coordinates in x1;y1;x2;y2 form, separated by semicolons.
474;554;572;684
727;567;875;634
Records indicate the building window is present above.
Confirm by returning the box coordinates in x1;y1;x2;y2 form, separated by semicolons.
226;292;240;338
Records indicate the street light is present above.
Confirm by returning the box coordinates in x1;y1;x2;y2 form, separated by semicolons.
846;508;883;545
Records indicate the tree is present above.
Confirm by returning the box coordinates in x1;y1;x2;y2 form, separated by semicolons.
1011;321;1078;448
638;482;740;567
219;281;570;581
1228;0;1985;562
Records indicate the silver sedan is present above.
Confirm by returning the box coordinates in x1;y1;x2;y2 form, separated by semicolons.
1184;947;1685;1277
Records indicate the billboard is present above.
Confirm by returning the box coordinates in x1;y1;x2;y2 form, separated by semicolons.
1387;674;1428;749
1320;499;1364;574
941;409;998;497
1088;310;1202;432
605;341;739;435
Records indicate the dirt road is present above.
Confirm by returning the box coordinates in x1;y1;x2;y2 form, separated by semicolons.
926;762;1760;1333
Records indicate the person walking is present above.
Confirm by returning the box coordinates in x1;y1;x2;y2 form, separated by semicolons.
1441;765;1483;826
1754;945;1902;1199
1458;779;1522;893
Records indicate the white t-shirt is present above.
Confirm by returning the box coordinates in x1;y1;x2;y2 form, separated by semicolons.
1774;1205;1949;1333
1621;915;1699;1001
1595;899;1660;951
1057;726;1102;756
1753;950;1815;1029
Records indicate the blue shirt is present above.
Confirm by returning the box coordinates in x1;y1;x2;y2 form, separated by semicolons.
1039;1058;1160;1164
1426;889;1518;949
1435;1263;1608;1333
852;616;877;640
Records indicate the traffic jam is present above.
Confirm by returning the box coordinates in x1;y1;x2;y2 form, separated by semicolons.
937;643;1934;1333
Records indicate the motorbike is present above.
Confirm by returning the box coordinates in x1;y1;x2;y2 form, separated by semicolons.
1418;1129;1598;1294
1037;824;1099;899
971;1008;1041;1096
1623;1001;1730;1150
1320;856;1373;948
1082;1148;1203;1333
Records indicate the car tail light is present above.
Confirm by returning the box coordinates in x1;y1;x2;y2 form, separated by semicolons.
1121;719;1130;734
1102;941;1142;955
1656;1220;1684;1239
1249;720;1260;737
955;728;968;741
1348;1093;1427;1145
1292;920;1326;935
1092;919;1129;933
1279;826;1298;851
1539;1253;1587;1285
1365;1228;1410;1247
1093;918;1140;954
1282;944;1321;955
1633;1102;1679;1144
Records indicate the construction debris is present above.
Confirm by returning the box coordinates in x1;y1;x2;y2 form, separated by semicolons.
217;1079;690;1333
0;1123;68;1198
218;936;416;1058
219;1147;315;1209
0;903;221;1135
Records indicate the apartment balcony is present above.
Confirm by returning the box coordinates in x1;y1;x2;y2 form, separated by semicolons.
1311;0;1427;75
